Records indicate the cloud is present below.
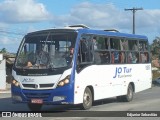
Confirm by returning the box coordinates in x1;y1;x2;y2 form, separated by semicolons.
53;2;132;30
0;35;22;52
0;37;11;45
0;36;20;45
53;2;160;35
1;1;160;52
137;9;160;30
0;0;51;23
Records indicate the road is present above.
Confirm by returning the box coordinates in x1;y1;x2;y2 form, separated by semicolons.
0;86;160;119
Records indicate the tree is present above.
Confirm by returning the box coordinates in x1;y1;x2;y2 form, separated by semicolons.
150;37;160;59
153;37;160;45
0;48;7;53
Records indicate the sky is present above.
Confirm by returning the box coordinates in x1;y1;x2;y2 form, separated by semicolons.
0;0;160;52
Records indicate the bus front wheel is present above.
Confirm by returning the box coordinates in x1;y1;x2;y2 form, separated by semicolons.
81;87;93;110
27;103;42;111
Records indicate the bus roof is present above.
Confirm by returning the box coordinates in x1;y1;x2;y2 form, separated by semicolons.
77;29;148;40
26;27;148;41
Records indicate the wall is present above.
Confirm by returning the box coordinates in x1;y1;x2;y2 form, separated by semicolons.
0;59;6;89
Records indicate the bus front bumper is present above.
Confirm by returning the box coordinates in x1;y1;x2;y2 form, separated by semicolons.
11;85;74;105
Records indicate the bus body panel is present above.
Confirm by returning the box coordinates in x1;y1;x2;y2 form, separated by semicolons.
12;68;72;89
73;63;152;104
12;68;75;104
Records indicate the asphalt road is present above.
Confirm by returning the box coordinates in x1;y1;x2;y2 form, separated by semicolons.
0;86;160;119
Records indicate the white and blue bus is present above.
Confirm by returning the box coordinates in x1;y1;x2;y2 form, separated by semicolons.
11;25;152;111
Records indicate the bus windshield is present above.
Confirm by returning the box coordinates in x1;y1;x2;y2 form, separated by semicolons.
15;31;77;69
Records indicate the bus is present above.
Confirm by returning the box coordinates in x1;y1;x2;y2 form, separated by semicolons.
11;25;152;111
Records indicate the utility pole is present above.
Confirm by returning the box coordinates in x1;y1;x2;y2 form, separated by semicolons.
124;7;143;34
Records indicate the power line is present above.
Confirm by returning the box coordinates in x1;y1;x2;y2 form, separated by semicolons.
124;7;143;34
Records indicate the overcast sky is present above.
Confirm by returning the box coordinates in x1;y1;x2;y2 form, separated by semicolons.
0;0;160;52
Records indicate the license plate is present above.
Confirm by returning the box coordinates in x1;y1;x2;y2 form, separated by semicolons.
31;99;43;104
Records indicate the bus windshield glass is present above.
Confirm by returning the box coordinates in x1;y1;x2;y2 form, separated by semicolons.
15;31;77;69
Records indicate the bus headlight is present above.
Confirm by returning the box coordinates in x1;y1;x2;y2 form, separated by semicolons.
57;75;70;87
12;79;20;87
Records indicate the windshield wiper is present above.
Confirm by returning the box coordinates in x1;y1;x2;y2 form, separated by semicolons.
43;32;50;51
38;32;50;64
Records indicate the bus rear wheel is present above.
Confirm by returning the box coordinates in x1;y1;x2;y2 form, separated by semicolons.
117;84;134;102
81;87;93;110
123;84;134;102
27;103;42;111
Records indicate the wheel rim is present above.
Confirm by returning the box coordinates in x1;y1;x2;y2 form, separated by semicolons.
84;92;91;106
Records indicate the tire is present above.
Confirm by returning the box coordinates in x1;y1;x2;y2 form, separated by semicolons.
81;87;93;110
27;103;42;111
123;84;134;102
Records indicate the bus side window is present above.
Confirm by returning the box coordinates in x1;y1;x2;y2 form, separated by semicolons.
132;52;138;63
105;38;109;50
120;39;128;50
119;52;125;63
144;42;148;51
128;40;138;51
94;36;109;50
93;36;110;64
132;42;138;51
81;39;88;62
111;51;119;63
127;52;139;64
78;36;93;63
145;52;149;62
111;52;115;63
139;41;148;51
110;38;121;50
127;52;132;63
99;51;110;64
140;52;148;63
93;51;101;64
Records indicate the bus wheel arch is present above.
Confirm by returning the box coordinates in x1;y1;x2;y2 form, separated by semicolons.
81;86;94;110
